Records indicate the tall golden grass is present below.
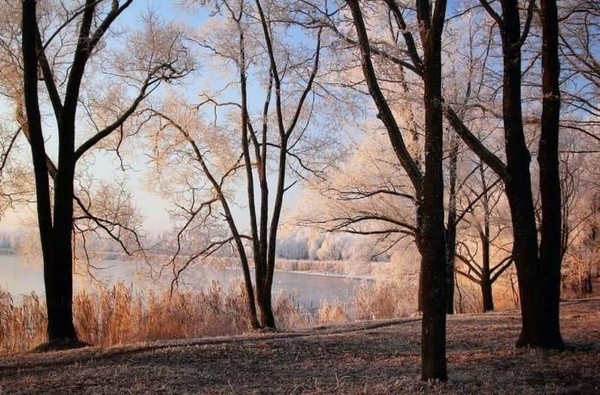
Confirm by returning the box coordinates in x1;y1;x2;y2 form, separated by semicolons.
1;276;423;354
0;281;316;354
0;290;47;352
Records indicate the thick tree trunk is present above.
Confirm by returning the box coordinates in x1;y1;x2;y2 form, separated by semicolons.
417;221;447;381
47;179;78;341
347;0;447;380
254;254;276;329
481;278;494;312
418;0;447;380
256;284;276;329
538;0;564;349
507;169;542;347
49;112;78;340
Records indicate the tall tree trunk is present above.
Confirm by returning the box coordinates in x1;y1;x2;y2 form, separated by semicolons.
538;0;564;349
480;246;494;312
22;0;78;342
481;277;494;312
493;0;543;348
445;134;459;315
418;0;447;380
256;281;276;329
347;0;447;380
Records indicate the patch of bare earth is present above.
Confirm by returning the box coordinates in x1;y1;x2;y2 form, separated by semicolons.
1;299;599;394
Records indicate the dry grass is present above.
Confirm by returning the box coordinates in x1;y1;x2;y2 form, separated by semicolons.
0;281;310;354
0;279;415;354
0;291;46;352
4;270;596;357
353;281;417;320
0;275;490;355
0;298;598;394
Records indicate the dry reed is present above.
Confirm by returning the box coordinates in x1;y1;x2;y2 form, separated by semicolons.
0;280;315;354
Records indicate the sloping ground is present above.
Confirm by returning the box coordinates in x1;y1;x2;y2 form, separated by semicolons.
0;299;599;394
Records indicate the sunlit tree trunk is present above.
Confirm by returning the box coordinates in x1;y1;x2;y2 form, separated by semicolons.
477;0;564;348
417;0;448;379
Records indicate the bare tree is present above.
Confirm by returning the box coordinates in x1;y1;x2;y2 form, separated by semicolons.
298;130;418;258
149;0;324;330
20;0;191;348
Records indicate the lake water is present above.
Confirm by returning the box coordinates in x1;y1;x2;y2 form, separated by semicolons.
0;252;370;312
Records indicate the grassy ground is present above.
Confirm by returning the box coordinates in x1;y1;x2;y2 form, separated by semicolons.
0;298;598;394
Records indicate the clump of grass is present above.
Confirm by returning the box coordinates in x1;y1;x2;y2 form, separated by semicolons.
317;300;349;324
272;292;313;330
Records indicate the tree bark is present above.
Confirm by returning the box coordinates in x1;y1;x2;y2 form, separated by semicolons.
417;0;448;381
480;248;494;312
47;160;78;340
481;278;494;312
538;0;564;348
21;0;137;345
256;281;276;329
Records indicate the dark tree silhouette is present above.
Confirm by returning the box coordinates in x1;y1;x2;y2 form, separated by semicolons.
21;0;189;348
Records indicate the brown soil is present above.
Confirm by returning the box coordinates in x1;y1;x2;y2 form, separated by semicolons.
1;298;599;394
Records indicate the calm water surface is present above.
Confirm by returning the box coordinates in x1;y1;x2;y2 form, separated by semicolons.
0;252;369;311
